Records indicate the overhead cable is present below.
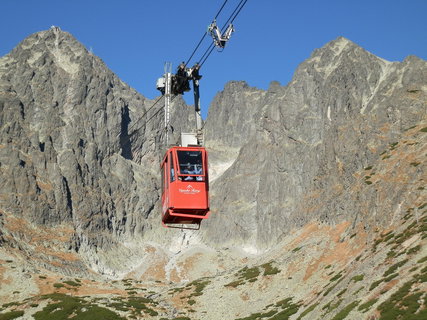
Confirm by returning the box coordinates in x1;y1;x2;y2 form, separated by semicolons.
118;95;164;138
197;0;248;67
184;0;230;66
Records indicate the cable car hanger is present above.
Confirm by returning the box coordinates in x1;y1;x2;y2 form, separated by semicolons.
123;0;248;141
157;0;248;229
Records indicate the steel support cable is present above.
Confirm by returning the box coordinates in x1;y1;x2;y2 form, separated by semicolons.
200;44;216;67
150;95;178;132
185;34;208;67
184;0;230;67
221;0;247;27
230;0;248;24
118;95;164;138
198;42;215;66
197;0;248;67
214;0;229;20
127;94;178;138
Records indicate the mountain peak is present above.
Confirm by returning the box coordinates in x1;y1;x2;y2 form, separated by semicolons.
7;27;90;75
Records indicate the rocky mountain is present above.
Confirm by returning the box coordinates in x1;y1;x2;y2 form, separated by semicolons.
203;37;426;249
0;28;426;319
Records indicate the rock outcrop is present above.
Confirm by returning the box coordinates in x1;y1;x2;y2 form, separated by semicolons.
0;27;194;276
0;29;426;286
1;28;426;320
203;37;426;250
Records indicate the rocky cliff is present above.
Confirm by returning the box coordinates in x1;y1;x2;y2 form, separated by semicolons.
0;28;426;319
203;37;426;250
0;27;195;277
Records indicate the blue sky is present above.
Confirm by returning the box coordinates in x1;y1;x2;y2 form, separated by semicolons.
1;0;426;118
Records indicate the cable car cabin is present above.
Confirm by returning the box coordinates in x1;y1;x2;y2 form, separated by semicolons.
161;146;210;229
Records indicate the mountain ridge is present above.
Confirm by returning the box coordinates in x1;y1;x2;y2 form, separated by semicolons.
0;28;426;319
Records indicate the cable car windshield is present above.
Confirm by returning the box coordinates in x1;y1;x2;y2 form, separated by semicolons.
177;150;204;181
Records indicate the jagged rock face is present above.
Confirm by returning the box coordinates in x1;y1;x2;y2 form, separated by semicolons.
0;29;425;278
0;28;196;275
203;37;426;249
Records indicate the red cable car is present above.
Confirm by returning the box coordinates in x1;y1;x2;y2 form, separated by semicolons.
160;146;210;229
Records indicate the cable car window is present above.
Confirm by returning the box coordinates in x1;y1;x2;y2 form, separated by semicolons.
169;152;175;182
177;150;204;181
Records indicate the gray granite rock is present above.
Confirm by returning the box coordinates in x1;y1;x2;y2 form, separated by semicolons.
0;30;425;276
0;27;195;275
202;37;426;249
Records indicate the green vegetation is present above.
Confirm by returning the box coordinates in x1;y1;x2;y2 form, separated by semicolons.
383;232;395;243
63;280;81;287
225;265;262;287
387;250;397;258
330;272;343;282
53;283;65;288
420;127;427;132
407;245;421;255
271;298;300;320
106;296;159;317
369;279;385;291
375;262;427;319
377;282;424;319
1;303;20;309
337;288;347;297
292;246;302;252
261;262;281;276
372;230;395;252
364;166;373;170
28;293;161;319
389;142;398;150
383;259;408;277
0;311;25;320
353;287;363;296
169;286;185;294
224;279;245;288
235;297;300;320
331;300;359;320
186;279;210;297
351;274;364;282
33;294;125;320
358;298;378;313
369;271;399;292
323;280;342;297
296;302;318;320
322;299;342;315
